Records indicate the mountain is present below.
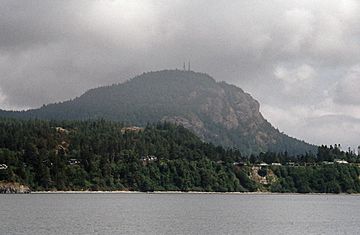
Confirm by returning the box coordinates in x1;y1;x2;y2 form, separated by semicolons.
0;70;316;155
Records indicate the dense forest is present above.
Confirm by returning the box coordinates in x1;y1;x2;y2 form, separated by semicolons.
0;118;246;191
269;164;360;193
0;118;359;193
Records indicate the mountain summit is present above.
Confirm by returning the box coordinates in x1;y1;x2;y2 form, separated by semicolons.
0;70;315;154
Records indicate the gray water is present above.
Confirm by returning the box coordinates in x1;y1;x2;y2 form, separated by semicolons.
1;193;360;235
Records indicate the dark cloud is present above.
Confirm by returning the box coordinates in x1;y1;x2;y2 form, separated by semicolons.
0;0;360;148
0;1;80;51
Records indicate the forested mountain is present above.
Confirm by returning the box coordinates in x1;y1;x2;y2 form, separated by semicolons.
0;118;359;193
0;118;250;191
0;70;316;155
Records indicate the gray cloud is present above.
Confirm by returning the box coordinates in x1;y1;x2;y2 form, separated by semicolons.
300;115;360;150
0;0;360;148
334;65;360;105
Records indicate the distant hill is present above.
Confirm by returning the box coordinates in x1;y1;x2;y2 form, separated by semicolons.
0;70;316;155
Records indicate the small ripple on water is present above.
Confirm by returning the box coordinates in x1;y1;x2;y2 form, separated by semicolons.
1;193;360;235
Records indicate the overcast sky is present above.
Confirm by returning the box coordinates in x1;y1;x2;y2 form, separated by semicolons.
1;0;360;150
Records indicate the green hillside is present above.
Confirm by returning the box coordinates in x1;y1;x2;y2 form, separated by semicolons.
0;118;359;193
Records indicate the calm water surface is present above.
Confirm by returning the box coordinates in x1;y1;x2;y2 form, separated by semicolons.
1;193;359;234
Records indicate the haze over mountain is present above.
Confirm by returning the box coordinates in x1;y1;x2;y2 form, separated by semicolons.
0;70;315;155
1;1;360;152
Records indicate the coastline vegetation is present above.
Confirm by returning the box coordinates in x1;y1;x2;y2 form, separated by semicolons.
0;118;359;193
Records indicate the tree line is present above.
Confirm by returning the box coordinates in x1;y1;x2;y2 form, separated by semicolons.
0;118;359;193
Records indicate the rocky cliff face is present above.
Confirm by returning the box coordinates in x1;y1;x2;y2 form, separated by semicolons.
0;70;316;155
159;78;278;153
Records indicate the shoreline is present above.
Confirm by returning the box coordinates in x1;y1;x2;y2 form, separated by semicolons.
29;190;358;195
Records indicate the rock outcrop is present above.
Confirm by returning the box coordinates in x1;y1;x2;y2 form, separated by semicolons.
0;182;31;194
